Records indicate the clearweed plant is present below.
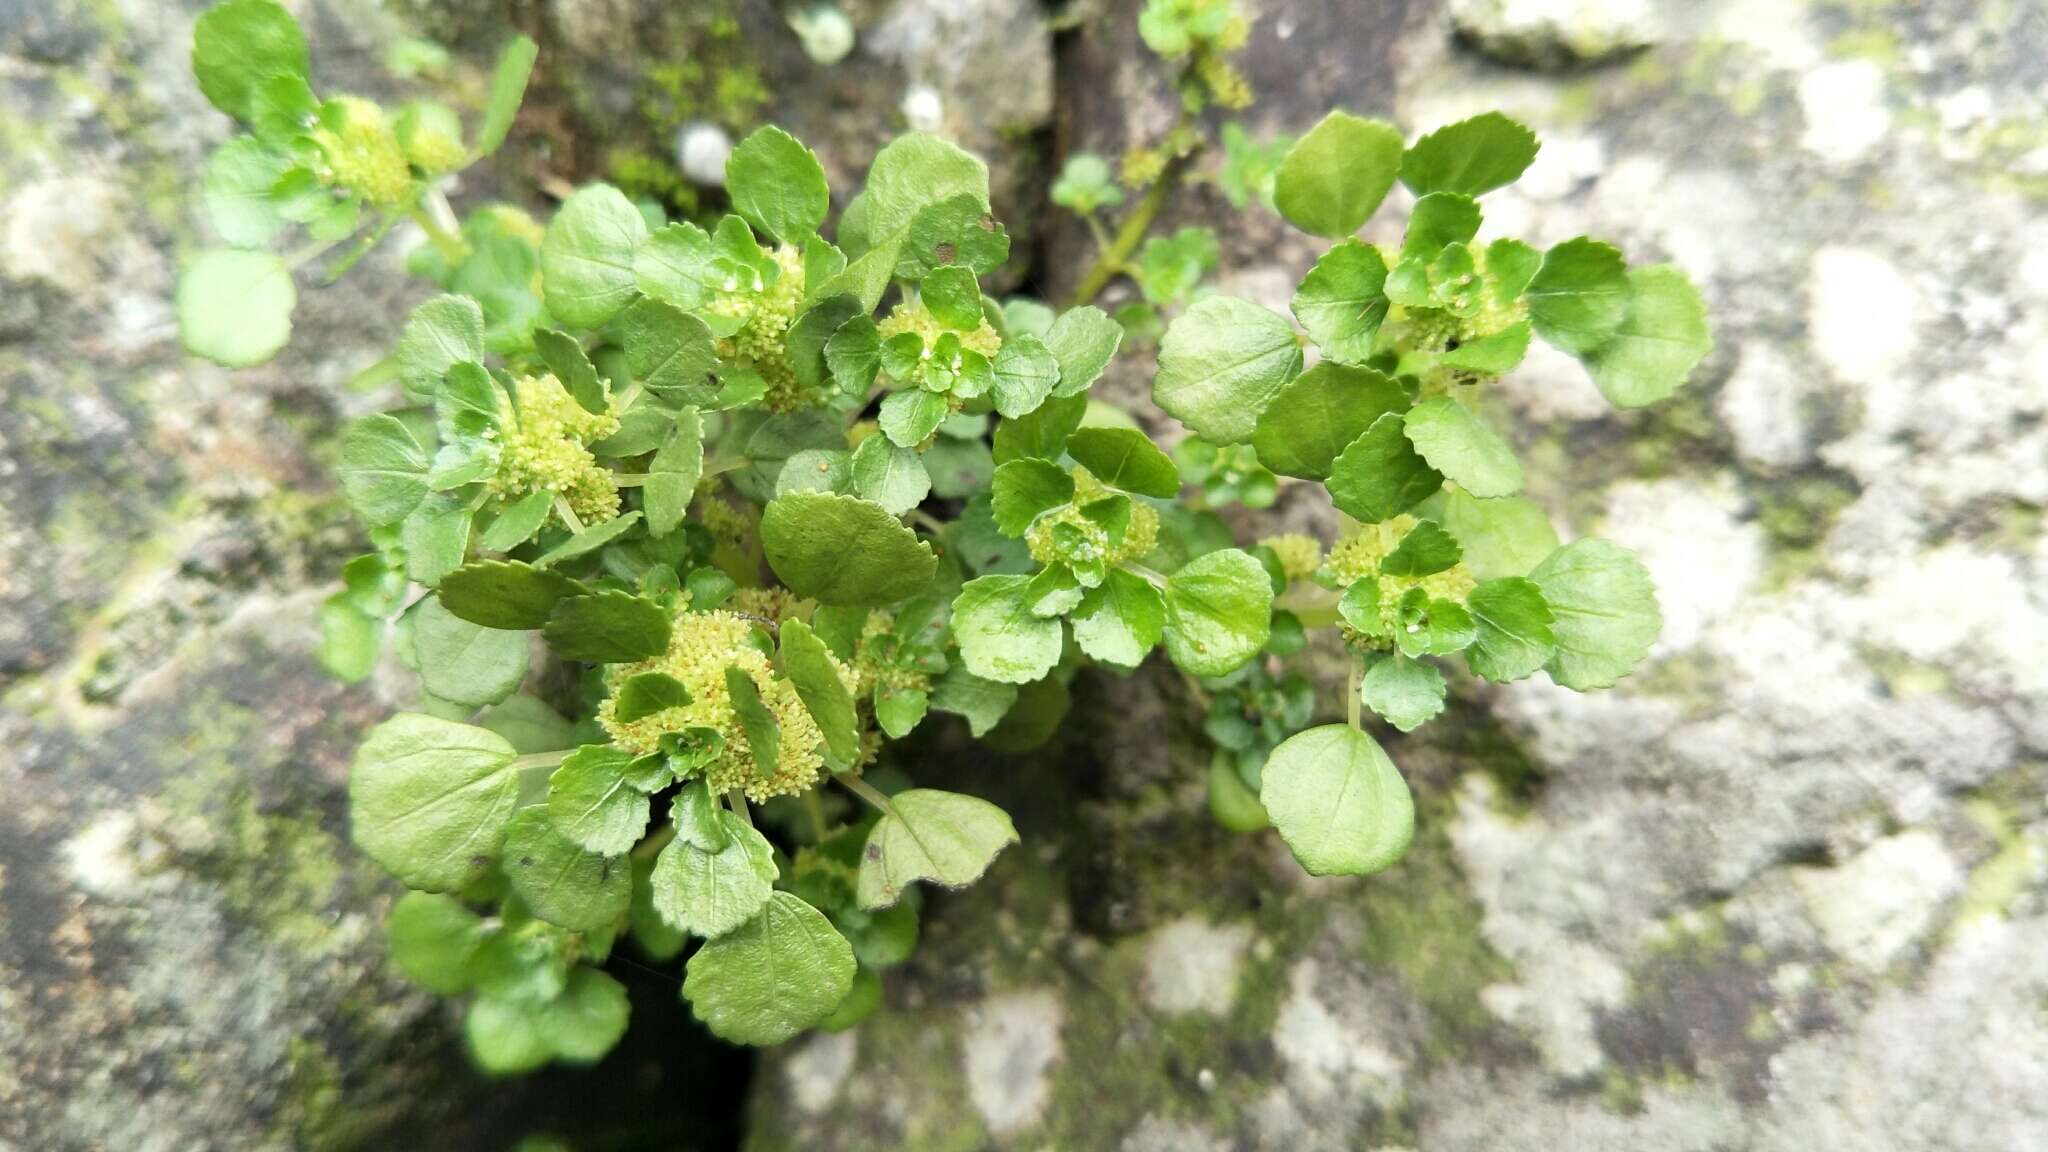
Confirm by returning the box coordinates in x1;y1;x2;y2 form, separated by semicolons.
179;0;1708;1068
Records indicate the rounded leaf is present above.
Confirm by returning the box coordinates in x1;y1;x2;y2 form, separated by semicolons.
1274;111;1404;237
683;892;855;1045
1153;296;1302;445
1163;548;1273;677
760;492;937;606
178;249;295;368
349;714;521;892
1260;724;1414;876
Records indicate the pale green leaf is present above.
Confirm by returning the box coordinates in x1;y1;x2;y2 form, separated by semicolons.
1400;112;1540;197
1464;576;1557;683
1152;296;1302;444
1274;111;1404;237
951;574;1064;683
653;809;777;938
349;714;521;891
1260;724;1414;876
683;891;854;1045
540;184;649;328
1585;265;1712;408
414;597;528;707
856;789;1019;909
178;249;294;368
1162;548;1272;676
1529;539;1661;690
1402;396;1523;498
502;807;630;932
726;125;829;244
1360;652;1446;732
1290;239;1389;364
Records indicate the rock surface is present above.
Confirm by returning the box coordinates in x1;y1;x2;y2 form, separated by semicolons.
749;1;2048;1149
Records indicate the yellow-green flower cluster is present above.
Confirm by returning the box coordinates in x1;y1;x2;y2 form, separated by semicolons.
849;609;932;702
1324;516;1476;646
312;96;412;207
1260;533;1324;582
489;373;622;526
397;104;466;175
876;299;1003;362
1025;470;1161;569
711;245;808;410
597;609;856;802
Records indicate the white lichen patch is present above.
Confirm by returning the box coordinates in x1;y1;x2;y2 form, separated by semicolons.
1798;60;1892;165
1270;959;1407;1106
1119;1114;1231;1152
1807;246;1919;399
1602;476;1764;654
784;1029;857;1115
1717;342;1815;471
962;989;1063;1136
62;811;148;901
1795;830;1963;973
1141;917;1254;1017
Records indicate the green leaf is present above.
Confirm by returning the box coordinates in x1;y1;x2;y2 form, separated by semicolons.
475;34;538;155
879;388;950;448
534;511;643;569
192;0;308;122
465;994;551;1075
540;184;649;329
952;574;1064;684
653;808;778;938
400;492;475;585
1163;548;1272;676
1402;396;1523;498
856;789;1019;909
920;265;984;330
1273;111;1404;237
633;222;722;314
1152;296;1303;445
874;685;928;738
1290;239;1389;365
760;492;937;606
1464;577;1557;683
785;296;863;390
1071;567;1166;668
481;491;553;552
1400;112;1540;198
480;694;576;754
780;619;860;766
413;597;528;707
1049;151;1124;213
178;249;294;368
897;194;1011;281
548;745;653;856
387;891;484;995
1584;265;1712;408
614;297;720;401
990;459;1073;536
850;434;931;516
1325;412;1442;522
827;315;882;395
992;392;1087;464
543;591;672;663
339;414;429;527
990;334;1061;419
1259;724;1414;876
1381;520;1461;577
438;560;586;630
502;808;630;932
1360;653;1446;732
1439;321;1531;376
613;672;690;723
349;714;521;891
1043;306;1124;398
684;891;854;1045
1394;589;1477;657
643;410;705;537
1400;193;1481;262
1417;490;1557;580
532;329;607;415
1065;427;1180;498
1486;238;1543;302
776;448;851;497
544;967;632;1063
929;666;1018;737
725;667;781;778
320;598;382;683
725;126;829;244
925;436;994;499
1251;362;1407;480
1337;577;1383;638
1525;237;1629;357
824;134;990;310
1529;539;1660;690
203;137;288;246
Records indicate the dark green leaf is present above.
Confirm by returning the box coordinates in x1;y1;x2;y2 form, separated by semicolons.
502;807;630;932
990;459;1073;536
1065;427;1180;498
725;126;829;244
1325;413;1442;522
1464;577;1556;683
439;560;588;630
1525;237;1630;357
349;714;521;891
1251;361;1406;480
760;493;937;606
543;591;672;663
1400;112;1540;197
1380;520;1461;577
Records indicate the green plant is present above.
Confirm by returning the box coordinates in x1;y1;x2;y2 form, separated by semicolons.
180;0;1707;1068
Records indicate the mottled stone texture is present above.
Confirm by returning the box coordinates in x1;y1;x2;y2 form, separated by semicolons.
750;1;2048;1150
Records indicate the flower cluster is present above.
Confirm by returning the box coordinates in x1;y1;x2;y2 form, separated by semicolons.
598;608;856;802
488;373;622;526
709;244;808;409
1324;516;1477;647
313;96;413;207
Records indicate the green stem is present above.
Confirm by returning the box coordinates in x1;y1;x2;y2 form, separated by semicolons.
835;773;897;817
727;791;756;829
1346;655;1361;731
1065;132;1200;308
1127;562;1171;589
554;496;586;535
911;509;948;537
511;750;572;771
408;204;467;265
803;791;828;843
